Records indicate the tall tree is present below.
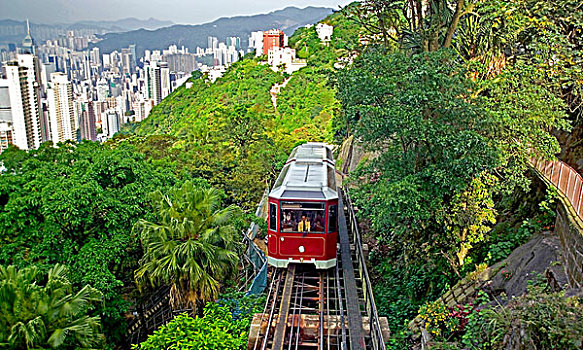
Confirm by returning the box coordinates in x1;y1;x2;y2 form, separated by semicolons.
353;0;475;51
134;181;241;311
0;264;104;349
337;48;567;273
0;141;178;344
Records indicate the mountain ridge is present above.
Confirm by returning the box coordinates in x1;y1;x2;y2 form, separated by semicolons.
90;6;334;56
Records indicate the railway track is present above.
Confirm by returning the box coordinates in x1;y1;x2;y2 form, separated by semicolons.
249;260;351;350
247;189;388;350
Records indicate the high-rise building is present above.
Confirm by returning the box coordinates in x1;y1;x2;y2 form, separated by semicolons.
47;72;75;145
4;55;44;150
21;20;35;55
208;36;218;50
163;53;197;73
90;47;101;66
0;78;12;123
249;31;264;56
121;48;132;74
0;121;14;151
144;61;171;105
263;29;284;55
128;44;137;67
105;110;120;138
0;79;13;151
96;78;109;101
79;101;96;141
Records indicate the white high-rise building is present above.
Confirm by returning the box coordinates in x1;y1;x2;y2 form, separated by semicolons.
249;31;264;56
96;78;109;101
0;79;13;151
47;73;75;145
144;61;171;105
4;54;44;150
105;110;120;138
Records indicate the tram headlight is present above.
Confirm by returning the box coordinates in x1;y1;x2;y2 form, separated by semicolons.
299;246;305;253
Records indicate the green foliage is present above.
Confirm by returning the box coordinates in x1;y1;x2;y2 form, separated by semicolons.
130;58;324;209
418;300;458;339
132;294;264;350
461;0;583;121
339;47;566;276
289;4;363;67
372;258;451;333
339;49;500;270
0;264;104;349
134;181;242;310
0;141;178;344
462;285;583;349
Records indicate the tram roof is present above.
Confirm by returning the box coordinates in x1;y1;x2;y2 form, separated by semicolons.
269;143;338;201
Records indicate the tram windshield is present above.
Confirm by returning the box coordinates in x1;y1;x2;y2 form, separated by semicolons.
280;202;325;233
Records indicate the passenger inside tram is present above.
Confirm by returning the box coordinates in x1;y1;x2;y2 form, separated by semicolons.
280;204;325;233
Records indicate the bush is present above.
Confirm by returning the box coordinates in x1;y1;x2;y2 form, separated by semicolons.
462;285;583;349
133;294;264;350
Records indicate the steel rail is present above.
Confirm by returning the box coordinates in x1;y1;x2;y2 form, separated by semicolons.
343;189;387;350
261;269;285;350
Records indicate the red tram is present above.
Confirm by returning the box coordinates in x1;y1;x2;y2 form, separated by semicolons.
267;143;338;269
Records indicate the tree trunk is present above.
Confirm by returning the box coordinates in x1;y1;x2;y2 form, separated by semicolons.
444;0;465;48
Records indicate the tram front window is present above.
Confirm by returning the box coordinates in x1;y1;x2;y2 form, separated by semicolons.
280;202;325;233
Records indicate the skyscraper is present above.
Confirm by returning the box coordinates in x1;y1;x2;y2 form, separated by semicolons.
21;20;35;55
79;101;96;141
47;72;75;145
0;79;13;151
4;55;44;150
144;61;171;105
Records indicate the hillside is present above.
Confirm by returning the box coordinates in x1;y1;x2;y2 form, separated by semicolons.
90;6;334;55
130;4;360;210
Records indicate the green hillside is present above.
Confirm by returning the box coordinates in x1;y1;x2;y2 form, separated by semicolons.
130;6;361;209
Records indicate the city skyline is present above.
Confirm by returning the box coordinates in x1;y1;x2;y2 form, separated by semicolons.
1;0;354;25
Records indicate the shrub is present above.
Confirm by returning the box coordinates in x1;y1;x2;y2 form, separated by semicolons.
133;294;264;350
462;285;583;349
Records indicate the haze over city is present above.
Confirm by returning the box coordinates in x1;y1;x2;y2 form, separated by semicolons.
2;0;354;24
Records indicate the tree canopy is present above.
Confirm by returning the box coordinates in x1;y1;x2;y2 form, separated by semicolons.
0;264;104;349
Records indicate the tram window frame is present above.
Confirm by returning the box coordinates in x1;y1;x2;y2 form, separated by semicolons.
328;204;338;233
279;202;326;234
269;203;277;231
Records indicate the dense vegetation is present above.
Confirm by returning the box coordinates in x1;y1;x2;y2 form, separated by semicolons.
0;264;104;349
0;141;181;344
133;293;264;350
1;1;581;349
335;0;582;348
134;181;242;312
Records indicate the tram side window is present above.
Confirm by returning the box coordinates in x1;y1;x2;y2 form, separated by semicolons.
328;205;338;233
269;203;277;231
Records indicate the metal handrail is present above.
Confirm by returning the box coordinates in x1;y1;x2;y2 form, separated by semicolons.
343;189;388;350
531;158;583;222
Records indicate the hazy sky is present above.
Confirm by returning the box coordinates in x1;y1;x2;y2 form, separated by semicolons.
1;0;355;24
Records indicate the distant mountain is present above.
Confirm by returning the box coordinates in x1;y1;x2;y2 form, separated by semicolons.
91;6;334;56
0;18;173;46
73;17;174;31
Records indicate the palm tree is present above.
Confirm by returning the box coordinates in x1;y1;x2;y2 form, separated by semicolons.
134;181;241;311
0;264;104;349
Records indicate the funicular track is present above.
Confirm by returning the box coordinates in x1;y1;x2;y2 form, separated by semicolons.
250;262;349;350
248;189;387;350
